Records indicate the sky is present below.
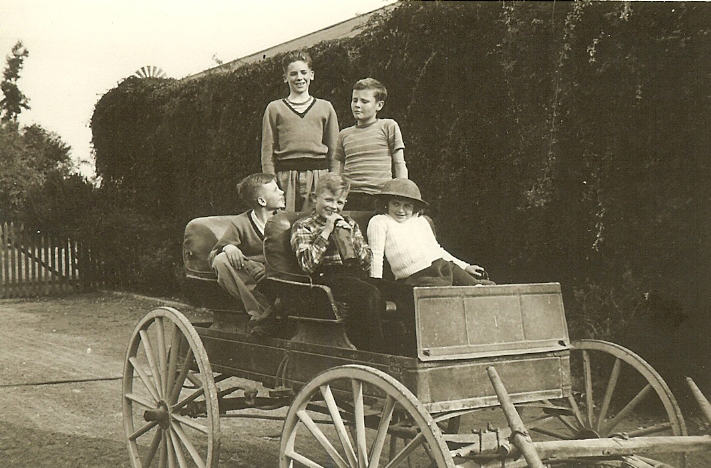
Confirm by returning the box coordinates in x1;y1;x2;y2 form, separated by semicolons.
0;0;395;178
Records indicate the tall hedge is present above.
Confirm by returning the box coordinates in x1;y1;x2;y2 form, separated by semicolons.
91;2;710;362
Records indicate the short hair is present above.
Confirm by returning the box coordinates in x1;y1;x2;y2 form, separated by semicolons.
237;173;277;207
282;50;313;73
314;173;350;198
353;78;388;102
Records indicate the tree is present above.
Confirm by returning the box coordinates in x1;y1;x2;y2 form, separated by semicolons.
0;124;74;221
0;41;30;123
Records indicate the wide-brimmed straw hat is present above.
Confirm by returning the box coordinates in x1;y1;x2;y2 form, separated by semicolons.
376;179;429;206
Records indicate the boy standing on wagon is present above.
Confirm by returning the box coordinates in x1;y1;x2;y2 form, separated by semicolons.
261;50;339;212
332;78;408;211
290;173;385;352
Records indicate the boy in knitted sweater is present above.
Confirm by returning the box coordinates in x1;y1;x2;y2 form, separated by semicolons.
332;78;408;211
261;50;339;212
209;173;285;335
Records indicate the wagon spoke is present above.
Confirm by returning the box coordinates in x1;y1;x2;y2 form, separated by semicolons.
171;413;208;434
626;421;672;437
383;433;425;468
602;384;652;436
169;347;194;404
129;420;159;441
158;430;167;468
172;386;206;411
596;357;622;432
166;428;177;468
165;323;180;398
320;384;357;467
168;426;190;468
566;394;586;429
155;317;169;395
297;409;350;468
422;440;437;464
369;395;396;466
529;426;574;440
186;371;203;389
172;421;207;468
140;329;164;398
541;399;580;434
351;379;368;466
582;350;594;427
284;450;326;468
126;391;157;410
388;434;398;462
129;357;161;402
144;428;163;467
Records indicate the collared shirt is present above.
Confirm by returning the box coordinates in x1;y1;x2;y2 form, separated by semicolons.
290;211;371;275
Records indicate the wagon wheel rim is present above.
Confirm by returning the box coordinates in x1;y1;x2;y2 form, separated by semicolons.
528;339;686;467
123;307;220;468
279;364;455;468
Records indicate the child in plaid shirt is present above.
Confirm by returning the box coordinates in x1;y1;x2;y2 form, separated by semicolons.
290;174;385;352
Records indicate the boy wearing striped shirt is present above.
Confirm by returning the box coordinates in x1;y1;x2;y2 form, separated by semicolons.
331;78;408;211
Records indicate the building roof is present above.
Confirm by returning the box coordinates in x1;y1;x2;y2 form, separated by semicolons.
184;3;396;81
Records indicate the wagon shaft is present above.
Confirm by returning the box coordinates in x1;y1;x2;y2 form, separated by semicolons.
454;436;711;467
532;435;711;458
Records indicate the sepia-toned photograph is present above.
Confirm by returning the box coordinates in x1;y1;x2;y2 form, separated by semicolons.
1;1;709;466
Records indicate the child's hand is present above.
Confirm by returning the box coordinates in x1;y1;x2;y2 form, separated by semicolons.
323;213;345;235
223;245;246;269
465;265;487;278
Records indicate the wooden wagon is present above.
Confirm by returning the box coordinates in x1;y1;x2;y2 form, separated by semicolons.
122;211;711;467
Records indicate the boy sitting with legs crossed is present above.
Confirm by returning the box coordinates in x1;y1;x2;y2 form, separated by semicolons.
290;173;385;352
209;173;285;336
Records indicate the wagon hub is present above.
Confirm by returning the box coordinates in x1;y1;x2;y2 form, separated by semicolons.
143;401;171;430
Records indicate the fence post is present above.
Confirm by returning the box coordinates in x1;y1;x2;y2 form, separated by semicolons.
1;222;8;298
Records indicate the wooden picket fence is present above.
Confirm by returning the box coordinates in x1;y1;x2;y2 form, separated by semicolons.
0;221;109;298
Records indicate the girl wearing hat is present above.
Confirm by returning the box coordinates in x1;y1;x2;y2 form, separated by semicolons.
367;179;494;287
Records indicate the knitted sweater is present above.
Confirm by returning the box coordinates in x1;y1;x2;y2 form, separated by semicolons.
333;119;405;194
208;211;265;267
261;98;339;174
367;214;469;279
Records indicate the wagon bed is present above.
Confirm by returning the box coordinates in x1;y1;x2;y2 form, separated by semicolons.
120;211;711;468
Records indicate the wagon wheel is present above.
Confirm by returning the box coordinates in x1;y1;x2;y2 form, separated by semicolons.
123;307;220;467
280;364;455;468
526;339;686;467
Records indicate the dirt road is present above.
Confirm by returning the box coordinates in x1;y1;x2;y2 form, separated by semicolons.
0;292;285;467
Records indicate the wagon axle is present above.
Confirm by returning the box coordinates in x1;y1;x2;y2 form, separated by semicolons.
143;402;170;430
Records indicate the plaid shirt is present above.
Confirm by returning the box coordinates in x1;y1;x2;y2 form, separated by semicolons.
290;212;371;275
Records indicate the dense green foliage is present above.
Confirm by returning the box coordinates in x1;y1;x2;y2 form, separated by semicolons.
0;122;78;221
90;2;710;340
0;41;30;123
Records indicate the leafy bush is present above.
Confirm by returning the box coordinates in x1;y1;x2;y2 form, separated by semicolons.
90;2;711;344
